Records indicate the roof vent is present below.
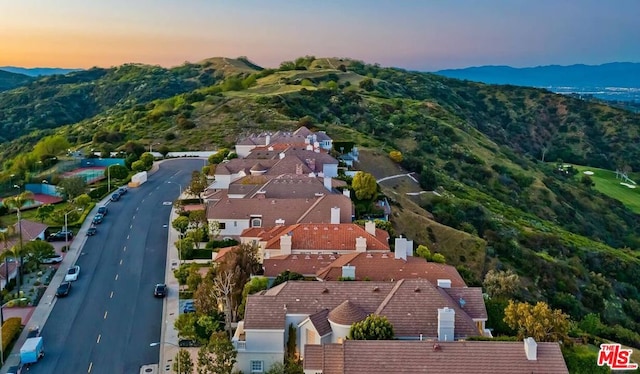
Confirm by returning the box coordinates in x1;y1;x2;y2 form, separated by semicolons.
459;298;466;308
414;287;421;293
292;255;298;260
322;288;329;294
372;286;380;292
433;343;441;351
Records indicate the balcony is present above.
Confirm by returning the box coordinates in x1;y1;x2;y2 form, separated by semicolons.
234;340;246;351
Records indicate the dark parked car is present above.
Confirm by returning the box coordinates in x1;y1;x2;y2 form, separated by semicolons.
40;254;64;264
6;364;23;374
97;206;108;216
154;283;167;298
183;301;196;314
92;213;104;224
118;187;128;195
87;227;97;236
111;192;121;202
47;230;73;242
56;282;72;297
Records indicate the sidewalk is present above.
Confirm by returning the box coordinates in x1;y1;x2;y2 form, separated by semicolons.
0;197;108;373
157;203;183;372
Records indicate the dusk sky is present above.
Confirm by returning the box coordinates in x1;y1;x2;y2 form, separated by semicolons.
2;0;639;71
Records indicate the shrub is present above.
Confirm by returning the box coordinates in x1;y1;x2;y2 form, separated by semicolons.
2;317;22;354
88;185;109;199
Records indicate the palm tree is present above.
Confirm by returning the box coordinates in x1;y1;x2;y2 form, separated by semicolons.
3;192;35;290
0;227;16;292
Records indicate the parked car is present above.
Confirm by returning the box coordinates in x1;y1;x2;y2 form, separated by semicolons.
64;265;80;282
118;187;128;195
87;227;97;236
183;301;196;314
40;254;63;264
154;283;167;298
6;364;23;374
56;282;71;297
111;192;121;202
47;230;73;242
92;214;104;224
97;206;108;216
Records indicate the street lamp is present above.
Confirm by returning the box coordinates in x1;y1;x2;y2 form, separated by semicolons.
1;298;28;365
63;208;83;246
150;341;180;373
107;164;118;192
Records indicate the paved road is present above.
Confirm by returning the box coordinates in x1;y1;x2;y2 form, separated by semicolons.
29;159;202;374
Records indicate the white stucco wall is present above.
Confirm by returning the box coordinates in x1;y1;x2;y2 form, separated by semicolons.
210;218;250;238
323;163;338;178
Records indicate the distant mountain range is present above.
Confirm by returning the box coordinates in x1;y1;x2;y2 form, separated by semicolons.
0;66;82;77
436;62;640;102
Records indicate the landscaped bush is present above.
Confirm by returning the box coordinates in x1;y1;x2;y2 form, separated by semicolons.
88;185;109;199
206;239;239;249
2;317;22;354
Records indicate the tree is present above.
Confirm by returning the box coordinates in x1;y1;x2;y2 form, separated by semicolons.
176;237;195;260
172;216;190;237
188;210;207;231
483;269;520;299
208;149;229;165
175;312;199;340
197;332;237;374
416;244;431;260
3;192;35;289
211;270;236;338
389;150;403;163
348;314;394;340
32;135;70;159
352;171;378;200
57;176;87;200
158;145;170;158
217;243;262;323
23;240;55;263
104;164;128;180
36;204;55;223
140;152;155;168
74;193;92;207
272;270;304;288
131;160;147;172
238;276;268;318
187;265;203;292
173;349;194;374
503;301;570;343
188;171;207;202
431;253;446;263
359;78;375;91
194;274;220;317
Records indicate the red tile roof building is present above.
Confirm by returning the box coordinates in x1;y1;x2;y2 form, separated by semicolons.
304;339;569;374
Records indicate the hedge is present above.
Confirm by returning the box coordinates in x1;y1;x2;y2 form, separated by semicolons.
2;317;22;354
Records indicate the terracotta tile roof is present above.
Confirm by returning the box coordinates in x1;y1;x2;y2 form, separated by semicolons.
305;340;569;374
208;194;353;227
308;309;332;336
328;300;368;325
442;287;487;320
374;279;480;338
14;219;48;241
315;252;467;285
254;223;389;252
213;246;237;263
263;254;341;277
253;175;330;199
243;279;484;340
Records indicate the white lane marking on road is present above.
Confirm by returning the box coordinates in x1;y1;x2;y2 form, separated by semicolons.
97;334;101;344
130;224;133;229
132;216;135;220
110;291;114;298
115;274;119;281
136;207;139;211
104;311;108;319
123;246;127;251
120;259;123;265
88;361;93;373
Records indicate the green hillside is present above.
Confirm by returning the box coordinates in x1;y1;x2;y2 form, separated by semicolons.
1;56;639;348
0;69;33;91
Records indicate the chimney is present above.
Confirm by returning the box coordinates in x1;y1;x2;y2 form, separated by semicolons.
406;240;414;257
330;207;340;224
355;237;367;252
279;152;285;159
341;265;356;279
265;134;271;146
306;144;313;151
343;189;351;198
256;190;266;199
295;164;303;175
324;177;332;191
437;279;452;288
280;234;292;255
437;307;455;342
275;219;285;226
365;221;376;236
306;158;316;172
524;337;537;361
395;237;407;260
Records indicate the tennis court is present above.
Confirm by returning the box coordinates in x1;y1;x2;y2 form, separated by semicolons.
62;167;106;184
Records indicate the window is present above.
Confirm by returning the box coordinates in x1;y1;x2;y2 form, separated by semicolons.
219;222;226;229
251;218;262;227
250;360;264;373
234;221;237;227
